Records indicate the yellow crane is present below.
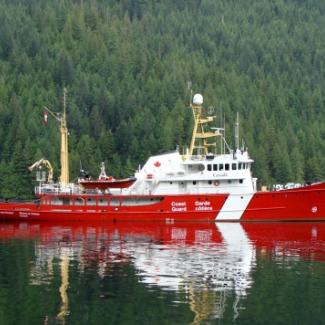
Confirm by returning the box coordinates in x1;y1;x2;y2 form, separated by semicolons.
44;88;69;185
28;158;54;183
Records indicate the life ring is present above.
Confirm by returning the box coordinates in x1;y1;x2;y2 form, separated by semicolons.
214;180;220;186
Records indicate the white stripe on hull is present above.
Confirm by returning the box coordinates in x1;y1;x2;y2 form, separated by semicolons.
216;193;254;220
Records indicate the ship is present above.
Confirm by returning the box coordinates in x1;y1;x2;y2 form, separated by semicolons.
0;92;324;222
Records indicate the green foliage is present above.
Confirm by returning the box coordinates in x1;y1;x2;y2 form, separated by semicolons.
0;0;324;196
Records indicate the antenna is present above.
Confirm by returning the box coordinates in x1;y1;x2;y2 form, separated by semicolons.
235;112;239;150
187;81;192;107
223;112;226;154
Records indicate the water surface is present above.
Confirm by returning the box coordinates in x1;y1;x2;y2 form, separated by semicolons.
0;221;324;324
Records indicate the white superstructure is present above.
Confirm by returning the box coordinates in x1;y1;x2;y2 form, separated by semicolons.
126;150;255;195
122;94;257;196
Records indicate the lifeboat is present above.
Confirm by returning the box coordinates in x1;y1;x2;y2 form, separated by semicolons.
78;162;136;190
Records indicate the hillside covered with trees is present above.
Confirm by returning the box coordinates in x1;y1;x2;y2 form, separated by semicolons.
0;0;324;197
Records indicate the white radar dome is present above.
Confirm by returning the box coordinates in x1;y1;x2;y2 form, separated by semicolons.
193;93;203;105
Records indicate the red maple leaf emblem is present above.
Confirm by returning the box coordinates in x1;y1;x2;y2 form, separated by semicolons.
154;161;161;167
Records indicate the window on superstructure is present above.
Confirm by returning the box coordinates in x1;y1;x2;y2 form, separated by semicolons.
225;164;230;171
63;197;72;205
75;197;85;206
238;163;242;170
213;164;218;171
207;164;212;171
86;198;96;206
51;197;63;205
110;198;119;206
239;179;243;184
98;198;108;206
232;163;237;170
219;164;224;171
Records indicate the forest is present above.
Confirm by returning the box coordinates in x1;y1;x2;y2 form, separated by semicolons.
0;0;324;198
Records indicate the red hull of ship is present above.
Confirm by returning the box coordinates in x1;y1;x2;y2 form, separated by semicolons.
241;182;325;221
0;194;227;222
0;183;324;222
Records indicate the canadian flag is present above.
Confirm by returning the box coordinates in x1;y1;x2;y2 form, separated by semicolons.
43;111;48;125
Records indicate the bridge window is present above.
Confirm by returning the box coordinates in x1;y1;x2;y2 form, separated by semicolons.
219;164;224;171
232;163;237;170
238;163;242;170
188;164;205;172
207;164;212;171
225;164;230;171
213;164;218;171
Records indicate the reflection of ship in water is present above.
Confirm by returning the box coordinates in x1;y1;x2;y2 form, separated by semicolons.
0;222;325;323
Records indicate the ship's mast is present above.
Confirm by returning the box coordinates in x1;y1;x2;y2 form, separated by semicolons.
235;112;239;151
189;94;221;156
44;88;69;185
60;88;69;185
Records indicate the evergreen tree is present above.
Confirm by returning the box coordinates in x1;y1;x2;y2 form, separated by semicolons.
0;0;324;196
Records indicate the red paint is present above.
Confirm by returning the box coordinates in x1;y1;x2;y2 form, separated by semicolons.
0;183;324;222
0;221;324;262
242;183;325;221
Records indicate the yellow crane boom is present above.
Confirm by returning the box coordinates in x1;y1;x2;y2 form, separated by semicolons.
28;158;54;183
